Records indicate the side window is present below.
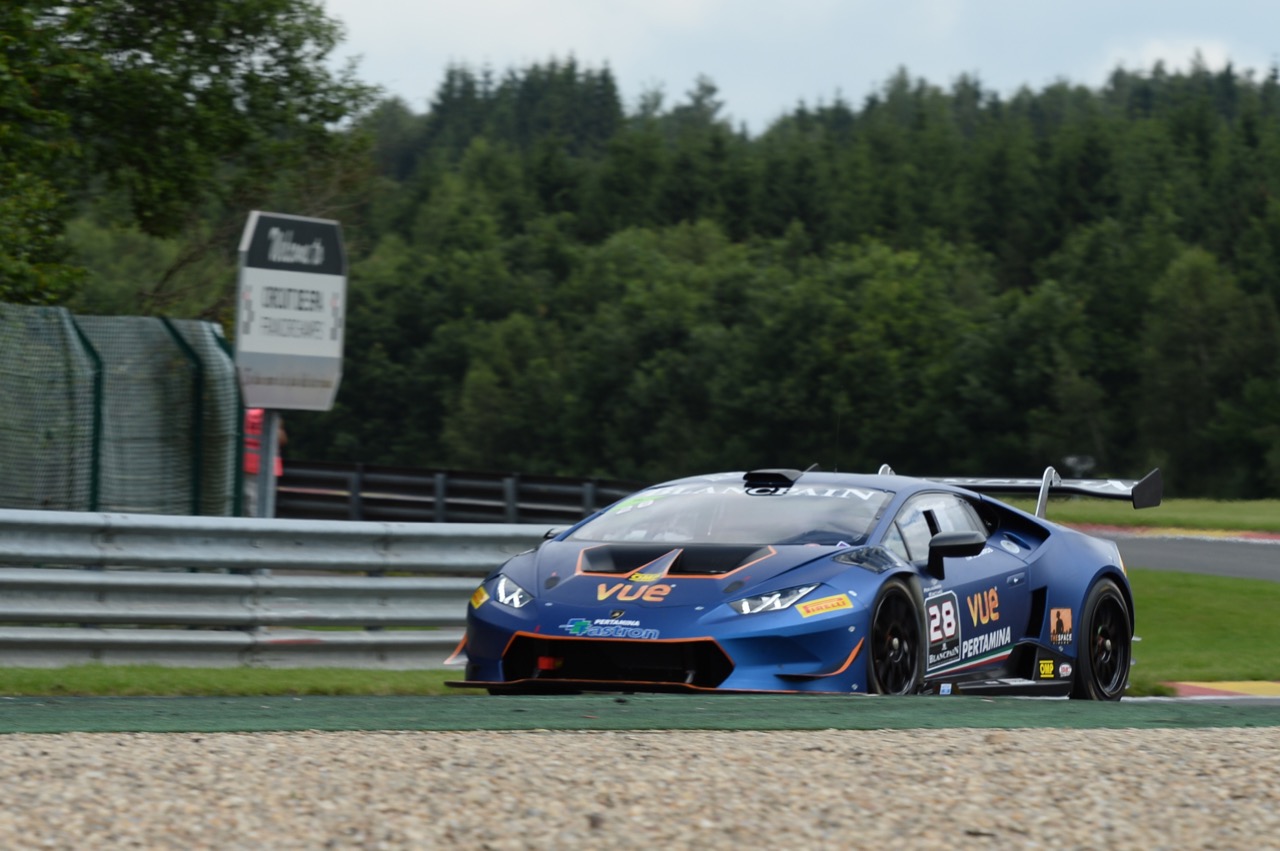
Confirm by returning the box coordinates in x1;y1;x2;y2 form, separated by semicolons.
932;495;985;536
890;494;985;564
895;504;933;563
882;522;909;562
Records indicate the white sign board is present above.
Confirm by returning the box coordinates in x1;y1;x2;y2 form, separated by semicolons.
234;211;347;410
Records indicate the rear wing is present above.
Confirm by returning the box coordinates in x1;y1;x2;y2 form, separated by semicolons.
929;466;1162;519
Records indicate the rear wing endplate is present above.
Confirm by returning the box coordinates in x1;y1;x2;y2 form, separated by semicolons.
930;467;1163;520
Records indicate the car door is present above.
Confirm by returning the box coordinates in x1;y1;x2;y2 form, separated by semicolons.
881;492;1030;678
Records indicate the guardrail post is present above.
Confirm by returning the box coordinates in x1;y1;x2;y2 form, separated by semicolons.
503;475;519;523
433;473;447;523
583;480;597;516
349;463;365;521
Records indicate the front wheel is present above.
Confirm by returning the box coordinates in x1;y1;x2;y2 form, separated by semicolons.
868;578;926;695
1070;578;1132;701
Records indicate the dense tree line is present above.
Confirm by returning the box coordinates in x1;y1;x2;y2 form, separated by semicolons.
5;3;1279;497
299;59;1280;497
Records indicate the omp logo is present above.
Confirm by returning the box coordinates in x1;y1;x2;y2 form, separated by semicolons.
629;572;662;582
797;594;853;618
967;587;1000;626
1038;659;1055;679
597;583;672;603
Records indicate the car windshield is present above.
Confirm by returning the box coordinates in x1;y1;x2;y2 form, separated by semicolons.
568;482;893;546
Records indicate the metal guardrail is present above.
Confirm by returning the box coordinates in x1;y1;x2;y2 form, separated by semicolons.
0;508;549;669
277;461;642;524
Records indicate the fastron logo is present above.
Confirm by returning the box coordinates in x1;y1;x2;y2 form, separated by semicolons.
267;227;325;266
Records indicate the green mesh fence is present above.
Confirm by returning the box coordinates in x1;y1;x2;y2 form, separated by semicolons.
75;315;197;513
168;319;241;516
0;303;239;515
0;304;98;510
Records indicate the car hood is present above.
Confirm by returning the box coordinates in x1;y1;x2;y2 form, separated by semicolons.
507;540;851;607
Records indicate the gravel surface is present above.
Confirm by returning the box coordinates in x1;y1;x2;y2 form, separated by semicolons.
0;728;1276;849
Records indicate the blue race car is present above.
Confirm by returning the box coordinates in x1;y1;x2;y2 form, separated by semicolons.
450;465;1162;700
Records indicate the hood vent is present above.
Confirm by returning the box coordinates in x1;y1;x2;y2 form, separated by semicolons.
579;544;775;577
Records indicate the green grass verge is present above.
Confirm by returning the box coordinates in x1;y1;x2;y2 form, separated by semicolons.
1126;567;1280;691
0;666;477;697
0;568;1274;698
1011;497;1280;532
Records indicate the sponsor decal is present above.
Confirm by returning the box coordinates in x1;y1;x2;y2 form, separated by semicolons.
630;572;663;583
470;587;489;609
598;582;673;603
960;626;1012;661
926;592;962;670
1038;659;1055;679
1050;608;1074;644
1059;663;1073;678
558;617;660;639
940;683;953;696
967;587;1000;626
796;594;853;618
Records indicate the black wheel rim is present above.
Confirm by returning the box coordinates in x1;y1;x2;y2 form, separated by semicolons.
871;588;919;695
1089;594;1130;697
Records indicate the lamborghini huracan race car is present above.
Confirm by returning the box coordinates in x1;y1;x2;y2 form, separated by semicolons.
450;465;1162;700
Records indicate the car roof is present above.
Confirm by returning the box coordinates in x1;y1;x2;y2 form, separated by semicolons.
648;470;957;495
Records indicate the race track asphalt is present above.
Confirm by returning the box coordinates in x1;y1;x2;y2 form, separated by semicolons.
1085;525;1280;583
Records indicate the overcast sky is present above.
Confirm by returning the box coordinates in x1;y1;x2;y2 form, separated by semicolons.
322;0;1280;134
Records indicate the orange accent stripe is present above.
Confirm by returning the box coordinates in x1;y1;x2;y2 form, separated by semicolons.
573;544;778;580
809;637;864;678
449;678;860;695
735;545;778;571
622;549;682;579
442;634;468;666
504;630;732;649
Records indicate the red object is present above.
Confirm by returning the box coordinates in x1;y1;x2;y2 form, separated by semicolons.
537;656;562;671
243;408;283;476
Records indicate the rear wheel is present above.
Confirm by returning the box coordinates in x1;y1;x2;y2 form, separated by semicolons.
1070;578;1132;701
868;578;926;695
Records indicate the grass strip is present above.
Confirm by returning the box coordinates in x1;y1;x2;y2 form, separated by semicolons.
0;666;474;697
1126;567;1280;687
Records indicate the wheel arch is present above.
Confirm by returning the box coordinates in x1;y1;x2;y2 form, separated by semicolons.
1082;565;1135;636
866;570;929;695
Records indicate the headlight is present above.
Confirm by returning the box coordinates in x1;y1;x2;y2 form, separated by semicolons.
492;575;534;609
727;584;819;615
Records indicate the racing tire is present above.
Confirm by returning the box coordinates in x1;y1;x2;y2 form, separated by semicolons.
1070;577;1132;701
867;578;926;695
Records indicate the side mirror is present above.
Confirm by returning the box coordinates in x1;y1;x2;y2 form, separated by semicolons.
926;530;988;579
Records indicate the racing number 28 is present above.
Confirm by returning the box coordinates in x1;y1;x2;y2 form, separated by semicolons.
928;596;958;643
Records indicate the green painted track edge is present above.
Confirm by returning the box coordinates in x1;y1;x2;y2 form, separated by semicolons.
2;694;1276;734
